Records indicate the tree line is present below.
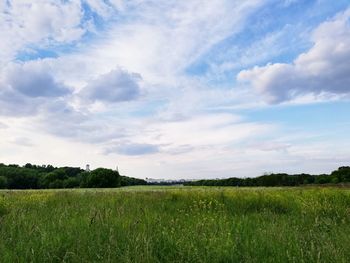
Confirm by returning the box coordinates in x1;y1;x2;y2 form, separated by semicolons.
184;166;350;187
1;163;349;189
0;163;146;189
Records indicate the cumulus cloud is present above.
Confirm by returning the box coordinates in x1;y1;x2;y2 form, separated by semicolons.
0;89;39;116
4;64;70;98
80;69;142;103
237;9;350;103
0;63;71;116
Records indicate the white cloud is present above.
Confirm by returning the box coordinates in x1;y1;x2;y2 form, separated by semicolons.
11;137;34;147
148;114;263;147
84;0;113;18
80;69;142;103
4;63;71;98
0;0;288;180
63;0;266;86
105;142;159;156
237;9;350;103
0;0;85;64
0;122;7;129
0;62;71;116
107;0;124;11
208;23;307;77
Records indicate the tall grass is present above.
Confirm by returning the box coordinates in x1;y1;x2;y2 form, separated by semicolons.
0;187;349;262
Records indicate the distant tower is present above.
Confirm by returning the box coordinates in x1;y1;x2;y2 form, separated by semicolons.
116;165;119;173
85;164;90;172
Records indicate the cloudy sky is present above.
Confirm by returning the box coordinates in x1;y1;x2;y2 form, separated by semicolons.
1;0;350;179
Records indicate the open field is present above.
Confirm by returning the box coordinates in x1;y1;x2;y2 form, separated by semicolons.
0;186;349;262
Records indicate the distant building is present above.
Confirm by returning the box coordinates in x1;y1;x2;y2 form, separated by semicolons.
145;178;188;184
85;164;90;172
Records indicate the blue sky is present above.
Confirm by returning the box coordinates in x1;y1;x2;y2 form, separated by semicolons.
0;0;350;179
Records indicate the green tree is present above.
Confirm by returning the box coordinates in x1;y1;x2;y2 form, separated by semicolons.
331;167;350;182
39;169;68;188
82;168;120;188
0;176;7;189
63;177;80;188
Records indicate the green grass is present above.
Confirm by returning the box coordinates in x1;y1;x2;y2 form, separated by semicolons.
0;186;349;262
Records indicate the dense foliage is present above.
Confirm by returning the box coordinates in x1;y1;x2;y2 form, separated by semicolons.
120;175;148;186
0;163;146;189
185;166;350;187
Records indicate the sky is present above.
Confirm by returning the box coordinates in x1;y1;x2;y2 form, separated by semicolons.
1;0;350;179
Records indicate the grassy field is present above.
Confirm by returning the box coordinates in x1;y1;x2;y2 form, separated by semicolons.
0;186;349;262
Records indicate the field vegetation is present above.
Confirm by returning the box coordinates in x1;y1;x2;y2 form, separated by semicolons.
0;186;349;262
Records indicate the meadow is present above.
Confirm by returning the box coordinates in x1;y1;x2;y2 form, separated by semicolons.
0;186;349;262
